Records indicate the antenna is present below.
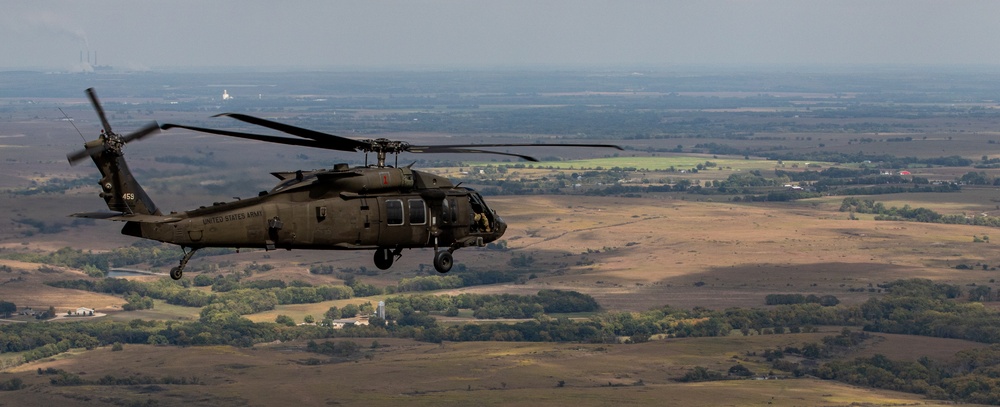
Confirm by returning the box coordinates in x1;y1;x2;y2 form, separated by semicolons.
58;108;87;142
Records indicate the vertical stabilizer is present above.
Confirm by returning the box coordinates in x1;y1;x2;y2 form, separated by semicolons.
88;139;160;215
66;88;161;215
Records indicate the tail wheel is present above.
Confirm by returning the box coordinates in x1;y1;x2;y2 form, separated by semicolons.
169;267;183;280
374;248;394;270
433;251;453;273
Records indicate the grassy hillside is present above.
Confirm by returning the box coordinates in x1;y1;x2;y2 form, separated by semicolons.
0;338;969;407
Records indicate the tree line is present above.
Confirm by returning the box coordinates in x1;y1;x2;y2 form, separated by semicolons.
1;243;235;274
840;197;1000;227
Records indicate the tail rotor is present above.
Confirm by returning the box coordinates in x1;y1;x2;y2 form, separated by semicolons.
66;88;161;216
67;88;159;165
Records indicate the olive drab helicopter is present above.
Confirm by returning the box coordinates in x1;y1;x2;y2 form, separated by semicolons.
67;88;622;280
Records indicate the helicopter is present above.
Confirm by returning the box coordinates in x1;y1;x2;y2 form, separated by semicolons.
67;88;622;280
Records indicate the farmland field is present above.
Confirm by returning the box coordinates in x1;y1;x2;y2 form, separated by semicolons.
4;69;1000;405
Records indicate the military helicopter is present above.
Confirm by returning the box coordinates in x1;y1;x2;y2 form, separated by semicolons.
67;88;622;280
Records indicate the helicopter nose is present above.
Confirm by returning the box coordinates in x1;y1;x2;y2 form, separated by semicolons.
488;215;507;241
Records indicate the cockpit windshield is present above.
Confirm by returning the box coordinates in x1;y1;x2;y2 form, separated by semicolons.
271;171;315;193
467;190;492;213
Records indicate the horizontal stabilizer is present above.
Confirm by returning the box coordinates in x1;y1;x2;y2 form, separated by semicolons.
70;212;181;224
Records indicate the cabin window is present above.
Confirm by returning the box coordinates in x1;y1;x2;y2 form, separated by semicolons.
408;199;426;225
386;200;404;226
449;199;459;222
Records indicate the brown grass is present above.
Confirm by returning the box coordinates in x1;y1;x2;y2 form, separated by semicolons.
441;195;1000;311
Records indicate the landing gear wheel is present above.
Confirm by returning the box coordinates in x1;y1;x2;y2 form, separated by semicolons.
170;267;183;280
169;246;200;280
374;248;394;270
433;251;453;274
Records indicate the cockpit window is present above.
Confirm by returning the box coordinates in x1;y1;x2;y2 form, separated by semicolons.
468;191;492;214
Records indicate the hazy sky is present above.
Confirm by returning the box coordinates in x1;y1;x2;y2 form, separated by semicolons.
3;0;1000;71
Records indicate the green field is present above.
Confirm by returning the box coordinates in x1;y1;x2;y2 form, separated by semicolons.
105;300;202;321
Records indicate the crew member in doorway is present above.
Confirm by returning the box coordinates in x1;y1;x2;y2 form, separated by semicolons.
472;204;491;232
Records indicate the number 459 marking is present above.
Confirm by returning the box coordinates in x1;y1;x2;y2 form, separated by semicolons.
122;193;136;201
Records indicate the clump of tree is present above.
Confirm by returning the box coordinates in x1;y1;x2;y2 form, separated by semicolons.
732;190;822;202
121;293;154;311
958;171;1000;185
385;290;599;321
727;364;754;378
0;300;15;318
51;277;354;312
765;294;840;307
305;340;362;359
0;377;23;391
38;367;202;387
676;366;725;382
878;278;961;299
840;197;1000;226
275;315;295;326
811;346;1000;405
396;275;465;292
536;290;601;313
396;270;521;292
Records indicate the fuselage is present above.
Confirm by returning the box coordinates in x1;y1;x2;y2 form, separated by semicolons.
126;165;506;252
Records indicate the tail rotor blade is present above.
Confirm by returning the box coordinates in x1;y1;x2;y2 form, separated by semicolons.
121;121;160;143
67;148;92;165
85;88;114;135
67;143;105;165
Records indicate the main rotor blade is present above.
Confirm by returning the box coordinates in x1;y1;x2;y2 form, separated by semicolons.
121;121;161;144
160;123;330;149
407;146;539;162
430;143;624;151
85;88;114;135
406;142;623;162
214;113;367;152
